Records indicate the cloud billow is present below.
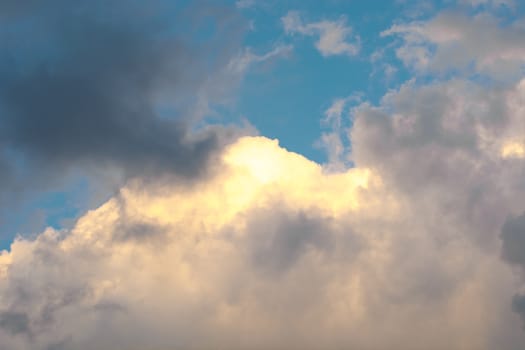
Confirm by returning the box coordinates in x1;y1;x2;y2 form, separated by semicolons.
1;129;525;349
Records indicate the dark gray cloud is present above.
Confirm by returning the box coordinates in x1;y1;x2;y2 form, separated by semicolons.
0;0;245;203
0;311;30;336
0;0;248;239
501;212;525;268
513;293;525;325
501;212;525;327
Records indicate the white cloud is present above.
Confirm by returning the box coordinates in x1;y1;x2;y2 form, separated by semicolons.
382;11;525;79
282;11;360;57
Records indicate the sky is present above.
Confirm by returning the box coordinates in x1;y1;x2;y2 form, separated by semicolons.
1;0;525;349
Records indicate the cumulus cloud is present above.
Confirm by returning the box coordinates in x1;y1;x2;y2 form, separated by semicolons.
0;137;375;349
2;84;525;349
282;11;360;57
352;78;525;243
382;11;525;79
350;76;525;338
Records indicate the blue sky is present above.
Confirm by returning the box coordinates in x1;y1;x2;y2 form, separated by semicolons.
235;0;407;161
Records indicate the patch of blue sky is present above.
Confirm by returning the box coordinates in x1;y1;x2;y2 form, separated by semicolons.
233;0;411;162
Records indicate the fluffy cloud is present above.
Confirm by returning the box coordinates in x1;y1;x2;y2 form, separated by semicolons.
350;77;525;346
3;73;525;349
282;11;360;57
0;137;376;349
382;11;525;79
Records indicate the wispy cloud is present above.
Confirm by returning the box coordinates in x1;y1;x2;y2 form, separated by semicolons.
317;95;361;171
282;11;360;57
227;44;293;75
